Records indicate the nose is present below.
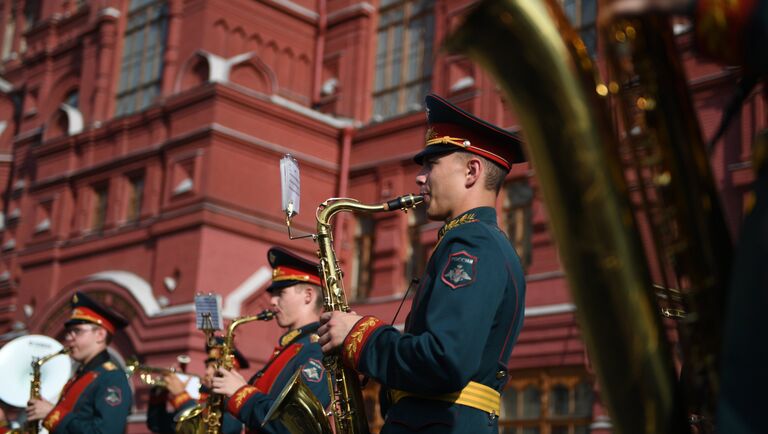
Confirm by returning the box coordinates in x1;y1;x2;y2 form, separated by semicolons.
415;167;428;186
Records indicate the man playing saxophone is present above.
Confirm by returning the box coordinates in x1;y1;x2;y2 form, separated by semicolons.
212;247;331;433
145;341;249;434
24;291;132;434
318;94;527;433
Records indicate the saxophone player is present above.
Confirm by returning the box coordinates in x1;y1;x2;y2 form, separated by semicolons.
145;341;249;434
27;292;132;434
212;247;331;433
318;94;527;433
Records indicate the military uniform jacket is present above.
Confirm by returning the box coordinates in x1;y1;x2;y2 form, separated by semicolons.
146;386;243;434
42;350;133;434
227;322;331;434
342;207;526;433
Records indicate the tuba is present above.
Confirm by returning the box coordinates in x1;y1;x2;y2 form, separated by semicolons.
445;0;731;433
265;194;423;434
175;309;275;434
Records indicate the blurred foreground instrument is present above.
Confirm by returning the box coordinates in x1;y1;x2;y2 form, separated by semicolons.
444;0;731;432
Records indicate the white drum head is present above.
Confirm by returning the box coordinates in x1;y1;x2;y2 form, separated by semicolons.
0;335;72;408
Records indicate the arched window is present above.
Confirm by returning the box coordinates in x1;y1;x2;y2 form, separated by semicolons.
500;369;594;434
116;0;168;116
350;215;376;300
503;178;534;269
372;0;434;120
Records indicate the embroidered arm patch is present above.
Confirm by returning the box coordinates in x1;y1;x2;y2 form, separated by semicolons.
301;358;325;383
440;251;478;289
104;386;123;407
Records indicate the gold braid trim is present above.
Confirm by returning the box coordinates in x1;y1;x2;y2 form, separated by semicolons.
344;317;381;366
425;136;470;148
437;213;477;243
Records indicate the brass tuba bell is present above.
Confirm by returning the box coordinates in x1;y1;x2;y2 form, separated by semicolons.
263;369;333;434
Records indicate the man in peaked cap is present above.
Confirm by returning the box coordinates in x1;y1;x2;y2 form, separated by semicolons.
212;246;331;433
146;339;249;434
319;94;527;433
27;291;133;434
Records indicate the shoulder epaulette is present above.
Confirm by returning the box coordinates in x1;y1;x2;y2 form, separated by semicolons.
102;361;117;371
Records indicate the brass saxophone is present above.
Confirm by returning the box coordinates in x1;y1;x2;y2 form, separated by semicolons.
445;1;730;433
12;348;69;434
265;194;423;434
176;309;274;434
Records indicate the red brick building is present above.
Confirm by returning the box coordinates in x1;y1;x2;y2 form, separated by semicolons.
0;0;762;433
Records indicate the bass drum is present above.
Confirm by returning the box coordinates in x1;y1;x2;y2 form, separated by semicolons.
0;335;72;407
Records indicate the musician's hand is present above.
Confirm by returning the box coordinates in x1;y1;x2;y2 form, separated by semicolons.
0;406;7;423
26;398;53;421
164;373;188;396
318;311;363;354
211;368;247;397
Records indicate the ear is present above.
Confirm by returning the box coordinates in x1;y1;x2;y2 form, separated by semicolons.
465;158;482;188
304;286;314;305
94;326;108;344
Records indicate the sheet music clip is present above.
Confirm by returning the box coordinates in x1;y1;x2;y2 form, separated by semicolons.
194;294;223;331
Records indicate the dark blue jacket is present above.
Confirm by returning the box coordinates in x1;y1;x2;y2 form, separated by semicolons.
227;322;331;433
43;350;133;434
343;207;526;433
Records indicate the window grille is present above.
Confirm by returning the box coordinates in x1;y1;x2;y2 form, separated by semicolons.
372;0;434;121
115;0;168;116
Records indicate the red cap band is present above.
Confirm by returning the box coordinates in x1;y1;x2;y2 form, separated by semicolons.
70;307;115;334
426;122;512;170
272;265;322;286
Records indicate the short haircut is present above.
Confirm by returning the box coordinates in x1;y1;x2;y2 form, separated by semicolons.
456;151;507;193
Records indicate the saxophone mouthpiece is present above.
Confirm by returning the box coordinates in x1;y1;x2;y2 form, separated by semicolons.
257;309;276;321
384;194;424;211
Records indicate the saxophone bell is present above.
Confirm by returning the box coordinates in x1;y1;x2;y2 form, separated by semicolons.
263;370;333;434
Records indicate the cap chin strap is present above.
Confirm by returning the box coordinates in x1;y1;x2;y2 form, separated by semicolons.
425;135;471;148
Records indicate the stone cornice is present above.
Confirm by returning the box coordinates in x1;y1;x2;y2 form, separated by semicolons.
30;121;339;191
327;2;375;25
